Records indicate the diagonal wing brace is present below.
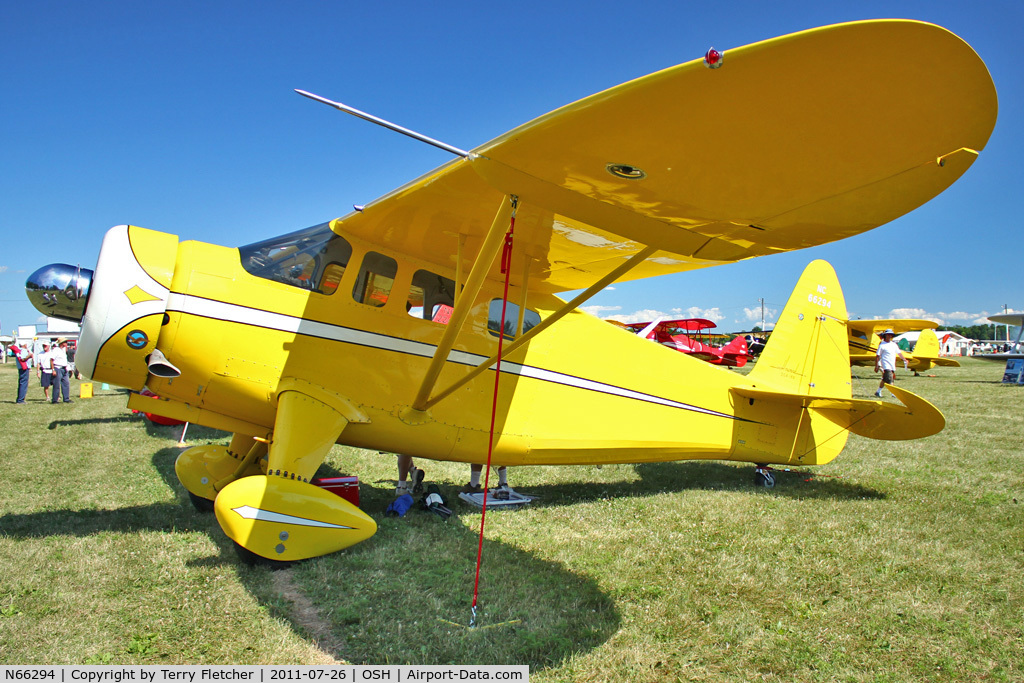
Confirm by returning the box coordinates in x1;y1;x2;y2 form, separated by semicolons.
411;196;517;411
421;244;658;411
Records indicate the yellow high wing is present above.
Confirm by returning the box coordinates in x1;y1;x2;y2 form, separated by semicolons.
326;19;996;297
848;319;946;368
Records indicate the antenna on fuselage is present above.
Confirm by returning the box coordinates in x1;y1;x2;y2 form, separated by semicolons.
295;89;473;159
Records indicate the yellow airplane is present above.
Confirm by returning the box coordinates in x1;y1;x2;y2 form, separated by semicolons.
24;19;996;563
848;320;961;375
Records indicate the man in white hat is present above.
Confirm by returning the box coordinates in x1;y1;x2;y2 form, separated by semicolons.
36;341;53;401
50;338;72;403
874;329;908;398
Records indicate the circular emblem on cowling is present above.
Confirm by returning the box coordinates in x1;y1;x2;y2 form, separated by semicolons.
126;329;149;350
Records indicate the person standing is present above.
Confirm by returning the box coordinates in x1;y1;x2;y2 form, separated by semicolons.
394;454;424;497
50;338;72;403
67;341;80;379
874;329;908;398
461;464;512;499
36;341;53;400
10;342;33;404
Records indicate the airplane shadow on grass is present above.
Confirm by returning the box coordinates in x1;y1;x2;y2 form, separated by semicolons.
46;412;230;441
0;446;621;669
412;460;885;506
565;460;885;502
47;414;141;430
0;443;880;666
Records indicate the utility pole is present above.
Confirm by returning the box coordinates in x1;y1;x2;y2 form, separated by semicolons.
759;297;765;332
1005;304;1010;342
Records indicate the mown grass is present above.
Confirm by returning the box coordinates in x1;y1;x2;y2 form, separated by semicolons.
0;360;1021;679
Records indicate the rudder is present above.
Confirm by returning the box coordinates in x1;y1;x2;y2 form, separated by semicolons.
749;260;851;399
720;334;749;367
914;328;941;357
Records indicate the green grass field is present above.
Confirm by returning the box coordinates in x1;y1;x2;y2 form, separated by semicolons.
1;359;1021;680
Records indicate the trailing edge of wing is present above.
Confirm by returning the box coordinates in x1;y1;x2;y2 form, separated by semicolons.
733;384;945;441
847;319;939;335
323;19;996;294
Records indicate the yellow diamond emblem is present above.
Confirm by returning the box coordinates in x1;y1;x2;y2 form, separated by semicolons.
124;285;161;305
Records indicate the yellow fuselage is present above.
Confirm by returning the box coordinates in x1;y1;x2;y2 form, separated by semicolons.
80;225;839;471
157;238;751;466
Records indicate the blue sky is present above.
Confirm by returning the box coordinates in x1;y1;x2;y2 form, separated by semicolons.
2;1;1021;335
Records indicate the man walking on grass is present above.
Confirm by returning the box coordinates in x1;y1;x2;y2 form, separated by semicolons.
874;328;908;398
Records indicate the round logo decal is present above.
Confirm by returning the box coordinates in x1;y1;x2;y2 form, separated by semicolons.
126;330;149;350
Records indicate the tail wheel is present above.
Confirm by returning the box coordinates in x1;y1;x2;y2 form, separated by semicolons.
754;466;776;488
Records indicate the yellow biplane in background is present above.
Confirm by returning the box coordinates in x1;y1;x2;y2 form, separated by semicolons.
848;319;961;375
25;19;996;563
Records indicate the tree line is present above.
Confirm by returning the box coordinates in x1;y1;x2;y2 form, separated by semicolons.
938;323;1020;341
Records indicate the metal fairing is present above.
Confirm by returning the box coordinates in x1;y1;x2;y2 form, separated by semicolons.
76;225;177;388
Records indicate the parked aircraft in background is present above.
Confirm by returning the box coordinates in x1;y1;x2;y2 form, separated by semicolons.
976;313;1024;361
744;334;768;357
617;318;749;367
23;19;995;563
848;320;960;375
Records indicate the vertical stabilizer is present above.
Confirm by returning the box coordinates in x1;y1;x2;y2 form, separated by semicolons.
749;260;850;398
733;260;943;467
913;328;941;358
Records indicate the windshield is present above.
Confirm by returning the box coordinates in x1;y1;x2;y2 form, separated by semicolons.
239;222;352;293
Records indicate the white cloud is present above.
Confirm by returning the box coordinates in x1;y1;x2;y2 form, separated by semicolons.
678;306;726;323
888;307;932;320
600;307;735;326
604;308;669;324
742;306;777;325
862;308;1024;327
0;266;8;273
579;304;621;317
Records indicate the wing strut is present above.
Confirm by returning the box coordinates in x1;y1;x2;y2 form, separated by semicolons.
422;244;658;410
411;195;517;412
295;90;472;159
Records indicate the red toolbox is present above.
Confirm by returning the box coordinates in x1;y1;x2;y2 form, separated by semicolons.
312;476;360;506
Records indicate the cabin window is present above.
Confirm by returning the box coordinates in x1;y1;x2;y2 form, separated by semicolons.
320;262;346;295
239;222;352;294
487;298;540;340
353;251;397;307
407;270;456;324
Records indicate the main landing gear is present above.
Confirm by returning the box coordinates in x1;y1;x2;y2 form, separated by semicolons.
174;388;377;565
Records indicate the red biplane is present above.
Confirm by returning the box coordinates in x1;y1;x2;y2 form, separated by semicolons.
617;318;749;367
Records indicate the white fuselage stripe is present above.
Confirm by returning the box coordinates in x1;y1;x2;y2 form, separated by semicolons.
166;293;739;421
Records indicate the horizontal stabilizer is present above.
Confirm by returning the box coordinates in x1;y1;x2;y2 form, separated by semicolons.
733;384;944;441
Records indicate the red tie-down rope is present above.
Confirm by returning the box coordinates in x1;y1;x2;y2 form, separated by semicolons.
470;196;517;627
